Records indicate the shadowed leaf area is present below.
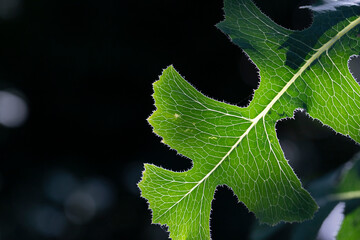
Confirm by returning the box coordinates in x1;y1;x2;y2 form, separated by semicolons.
251;152;360;240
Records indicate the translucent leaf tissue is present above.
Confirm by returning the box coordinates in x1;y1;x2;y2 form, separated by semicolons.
138;0;360;239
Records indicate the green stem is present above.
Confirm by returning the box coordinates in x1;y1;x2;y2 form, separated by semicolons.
327;191;360;201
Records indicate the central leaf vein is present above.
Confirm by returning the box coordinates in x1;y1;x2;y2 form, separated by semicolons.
154;16;360;222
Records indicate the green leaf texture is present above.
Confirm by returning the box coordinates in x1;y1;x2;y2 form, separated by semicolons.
139;0;360;239
250;152;360;240
337;206;360;240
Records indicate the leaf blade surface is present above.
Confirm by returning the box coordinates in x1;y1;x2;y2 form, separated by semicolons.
139;0;360;239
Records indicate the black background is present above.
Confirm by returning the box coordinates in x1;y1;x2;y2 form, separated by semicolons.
0;0;359;239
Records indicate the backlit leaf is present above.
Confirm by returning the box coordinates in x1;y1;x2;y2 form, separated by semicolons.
139;0;360;239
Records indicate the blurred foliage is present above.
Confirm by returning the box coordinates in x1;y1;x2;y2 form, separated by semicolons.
337;206;360;240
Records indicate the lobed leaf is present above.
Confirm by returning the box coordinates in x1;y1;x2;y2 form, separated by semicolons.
139;0;360;239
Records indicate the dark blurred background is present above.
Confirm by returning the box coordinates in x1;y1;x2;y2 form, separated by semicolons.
0;0;359;239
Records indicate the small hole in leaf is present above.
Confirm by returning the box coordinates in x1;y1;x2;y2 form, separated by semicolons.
348;55;360;85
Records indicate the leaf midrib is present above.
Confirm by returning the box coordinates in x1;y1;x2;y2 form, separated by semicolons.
154;16;360;222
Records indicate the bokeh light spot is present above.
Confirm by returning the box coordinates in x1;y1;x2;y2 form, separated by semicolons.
44;170;79;204
84;178;115;212
31;205;66;237
0;0;22;19
65;191;96;225
0;91;28;128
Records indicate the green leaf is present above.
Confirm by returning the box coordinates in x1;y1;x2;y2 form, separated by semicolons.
337;206;360;240
139;0;360;238
249;152;360;240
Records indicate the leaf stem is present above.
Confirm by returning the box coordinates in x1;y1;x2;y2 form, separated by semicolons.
327;191;360;201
